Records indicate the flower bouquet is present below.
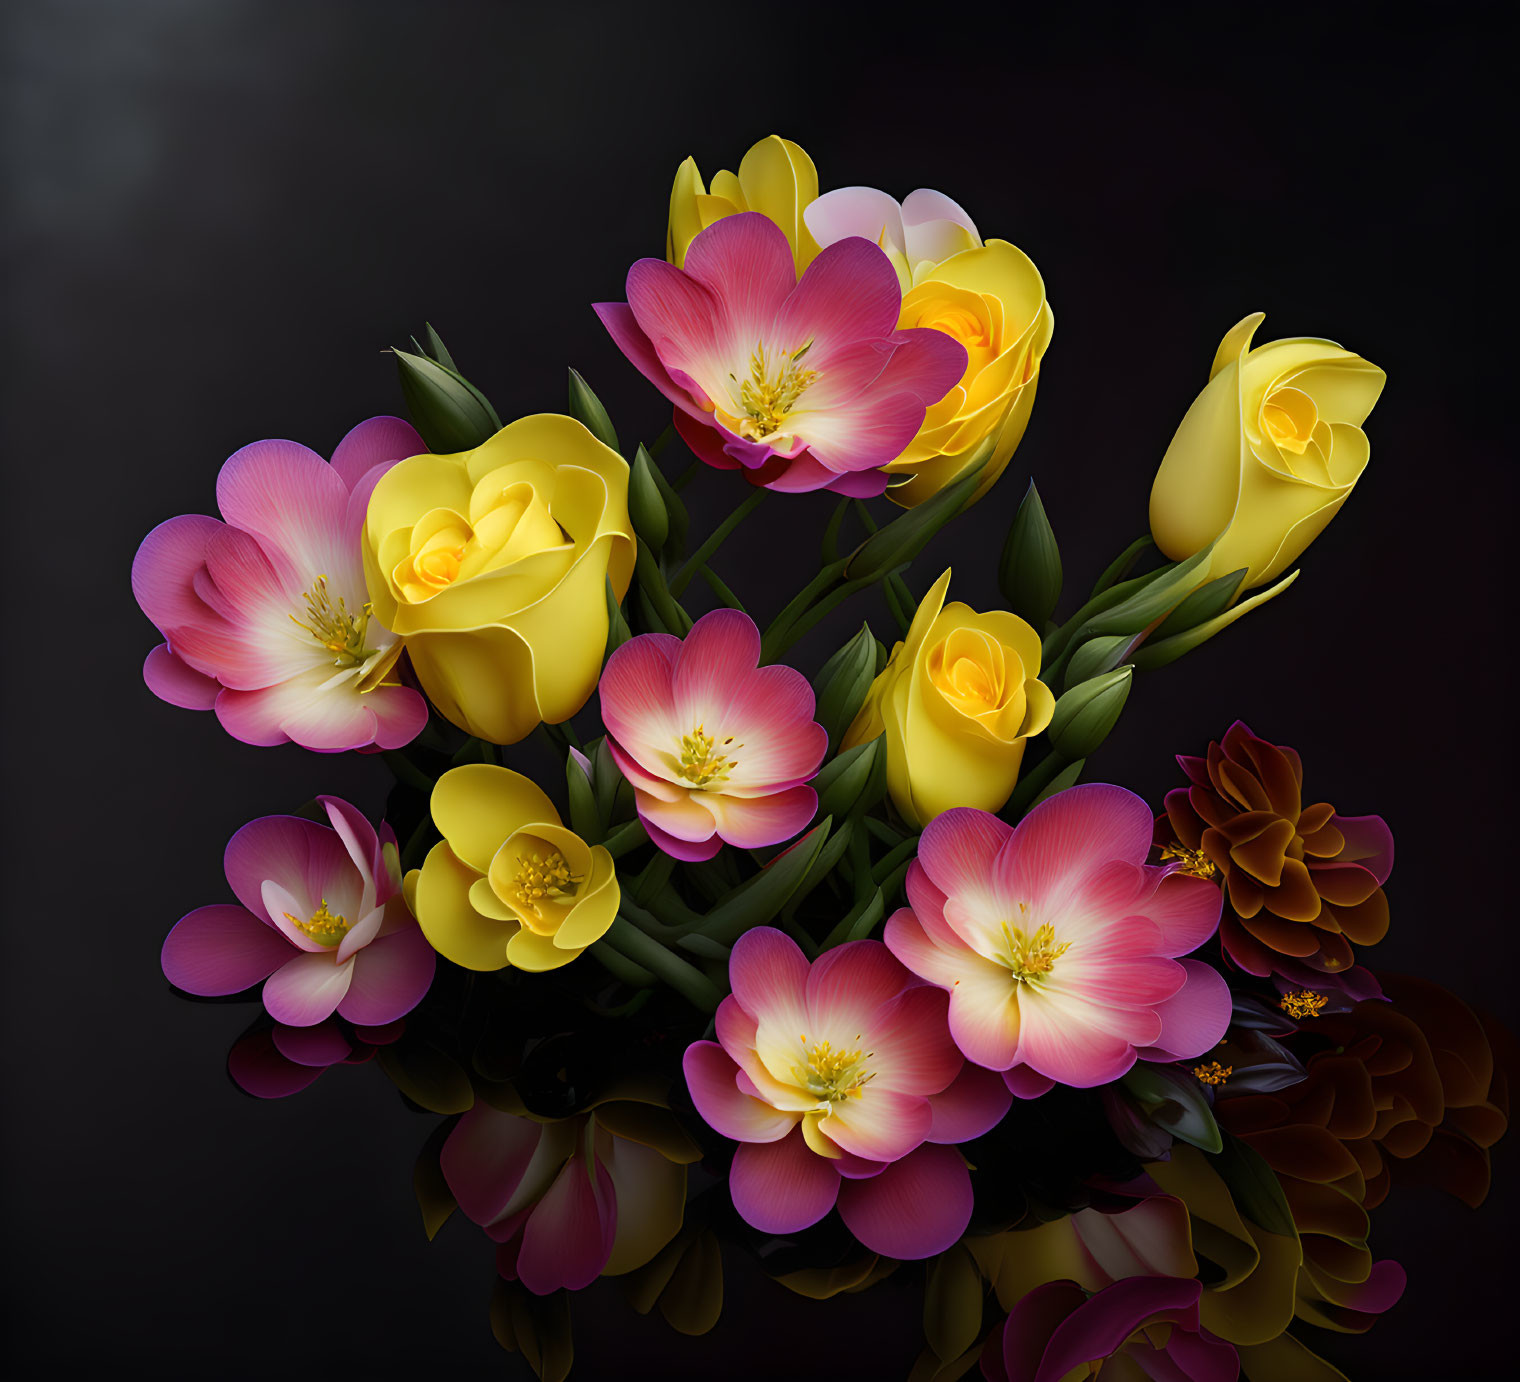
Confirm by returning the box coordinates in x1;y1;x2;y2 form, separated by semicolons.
133;135;1509;1381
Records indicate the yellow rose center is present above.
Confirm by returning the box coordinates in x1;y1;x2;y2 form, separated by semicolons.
915;303;990;350
1260;385;1319;455
507;847;580;918
731;341;817;440
284;898;351;948
928;628;1012;715
416;545;464;587
1000;907;1070;987
289;576;375;668
794;1034;875;1105
673;724;740;788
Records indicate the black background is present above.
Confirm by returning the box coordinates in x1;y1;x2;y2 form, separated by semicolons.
3;1;1513;1377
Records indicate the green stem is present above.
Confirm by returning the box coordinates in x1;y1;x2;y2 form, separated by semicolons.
587;938;657;987
669;488;768;597
760;559;848;662
604;917;722;1011
871;836;921;886
697;564;746;611
603;817;649;858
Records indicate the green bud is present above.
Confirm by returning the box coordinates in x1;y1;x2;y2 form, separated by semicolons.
1064;633;1132;687
998;480;1062;629
628;446;670;551
392;346;502;453
642;443;689;555
421;322;457;372
843;439;991;582
565;748;600;842
1048;665;1133;758
1083;540;1217;637
1151;567;1247;641
567;368;620;453
814;738;882;821
813;623;878;747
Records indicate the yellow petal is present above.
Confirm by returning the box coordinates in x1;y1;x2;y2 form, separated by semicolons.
413;841;513;971
406;625;541;744
431;763;561;872
667;155;707;268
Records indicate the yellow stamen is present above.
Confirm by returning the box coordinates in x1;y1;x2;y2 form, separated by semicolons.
284;898;351;948
1000;904;1070;986
1159;840;1217;880
674;723;740;789
1280;989;1329;1020
733;340;817;440
1192;1060;1232;1086
510;849;580;917
289;575;374;668
793;1035;874;1106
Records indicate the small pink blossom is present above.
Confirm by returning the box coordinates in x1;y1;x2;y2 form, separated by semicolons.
162;796;435;1028
599;609;828;861
885;786;1230;1093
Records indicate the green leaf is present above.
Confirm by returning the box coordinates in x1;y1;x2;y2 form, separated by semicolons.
821;885;886;949
923;1244;983;1363
1047;666;1133;759
843;441;991;582
628;446;670;551
1064;633;1133;687
567;368;619;452
566;750;599;841
1029;757;1084;809
695;820;833;943
814;738;882;821
1089;535;1154;599
412;1118;457;1240
1120;1065;1223;1154
633;543;692;636
423;322;458;372
1213;1131;1298;1237
999;480;1062;629
1132;569;1299;671
813;623;878;748
604;576;632;661
378;1039;476;1115
1151;567;1248;641
393;347;502;453
1083;540;1218;637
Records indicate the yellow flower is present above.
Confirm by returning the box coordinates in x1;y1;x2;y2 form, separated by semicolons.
362;415;635;744
842;569;1055;827
667;134;820;276
1149;312;1385;590
884;243;1053;508
407;764;619;971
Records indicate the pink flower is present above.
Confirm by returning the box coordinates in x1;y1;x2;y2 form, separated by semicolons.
132;416;429;751
595;212;966;495
226;1017;404;1099
981;1278;1238;1382
683;928;1011;1260
885;786;1230;1093
161;796;436;1027
599;609;828;861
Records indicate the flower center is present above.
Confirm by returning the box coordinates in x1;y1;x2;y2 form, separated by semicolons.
284;898;351;948
290;576;374;667
415;545;465;587
509;849;580;917
1260;385;1319;455
1192;1060;1232;1086
734;340;817;439
674;724;739;788
1280;988;1329;1019
1159;840;1217;880
794;1034;874;1105
1000;907;1071;986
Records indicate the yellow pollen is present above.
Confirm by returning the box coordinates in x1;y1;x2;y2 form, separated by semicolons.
1000;905;1070;986
793;1035;874;1105
733;340;817;439
1159;840;1217;880
674;723;740;788
510;849;580;917
284;898;351;948
1280;989;1329;1020
289;575;374;668
1192;1060;1232;1086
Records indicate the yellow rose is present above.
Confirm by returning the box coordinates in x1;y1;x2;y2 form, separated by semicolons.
407;764;619;971
842;569;1055;827
667;134;820;276
362;414;635;744
1149;312;1385;590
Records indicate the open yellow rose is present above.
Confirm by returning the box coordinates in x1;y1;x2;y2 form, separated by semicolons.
407;764;619;971
667;134;820;276
1150;312;1385;590
362;415;635;744
842;569;1055;826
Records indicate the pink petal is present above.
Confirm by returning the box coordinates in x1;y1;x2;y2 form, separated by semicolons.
641;813;722;861
1002;1066;1056;1100
516;1156;616;1294
1143;869;1224;956
143;644;221;709
131;513;224;631
865;985;963;1097
327;415;424;492
1136;959;1233;1062
161;904;292;995
670;608;762;726
214;673;393;753
1014;990;1140;1088
595;302;711;423
227;1029;325;1099
822;1086;932;1162
599;632;683;762
729;927;810;1027
1038;1278;1205;1382
317;794;381;884
363;683;428;751
214;438;352;586
262;952;355;1027
883;906;966;991
1005;784;1157;917
624;257;731;406
704;785;818;850
927;1063;1012;1142
771;235;903;371
270;1020;352;1067
223;814;356;921
836;1143;972;1260
946;964;1022;1071
804;940;910;1035
992;1279;1087;1382
441;1105;547;1225
729;1127;840;1234
902;865;966;953
670;405;746;470
683;1040;796;1143
337;925;436;1025
803;186;906;255
682;211;797;347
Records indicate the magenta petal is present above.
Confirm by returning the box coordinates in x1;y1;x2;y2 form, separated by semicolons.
262;952;354;1027
337;925;435;1025
595;301;710;422
441;1105;546;1225
1137;959;1232;1062
1007;784;1156;911
327;415;424;492
271;1020;352;1067
670;608;762;722
223;813;353;921
1038;1278;1204;1381
1333;813;1395;884
516;1156;616;1294
993;1280;1087;1382
132;513;223;631
928;1063;1012;1142
227;1029;325;1099
671;406;745;471
1145;869;1224;956
836;1142;972;1260
728;927;810;1024
161;904;292;995
772;234;903;368
682;211;797;344
143;644;220;709
641;813;722;861
730;1128;840;1234
214;437;350;581
1003;1066;1057;1100
683;1040;795;1143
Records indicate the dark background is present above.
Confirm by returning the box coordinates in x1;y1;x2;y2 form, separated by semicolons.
3;1;1512;1376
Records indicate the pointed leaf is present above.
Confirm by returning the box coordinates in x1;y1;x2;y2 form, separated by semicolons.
999;480;1062;628
392;347;501;453
1132;570;1299;670
567;368;619;452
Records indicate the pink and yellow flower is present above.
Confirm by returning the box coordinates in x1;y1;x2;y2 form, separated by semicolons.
596;212;966;496
885;787;1230;1093
132;417;428;751
683;928;1011;1259
599;609;828;861
161;796;435;1027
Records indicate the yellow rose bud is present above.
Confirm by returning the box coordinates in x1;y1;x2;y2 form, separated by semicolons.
667;134;821;276
407;764;619;971
1149;312;1385;590
363;414;635;744
885;242;1054;508
842;569;1055;827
